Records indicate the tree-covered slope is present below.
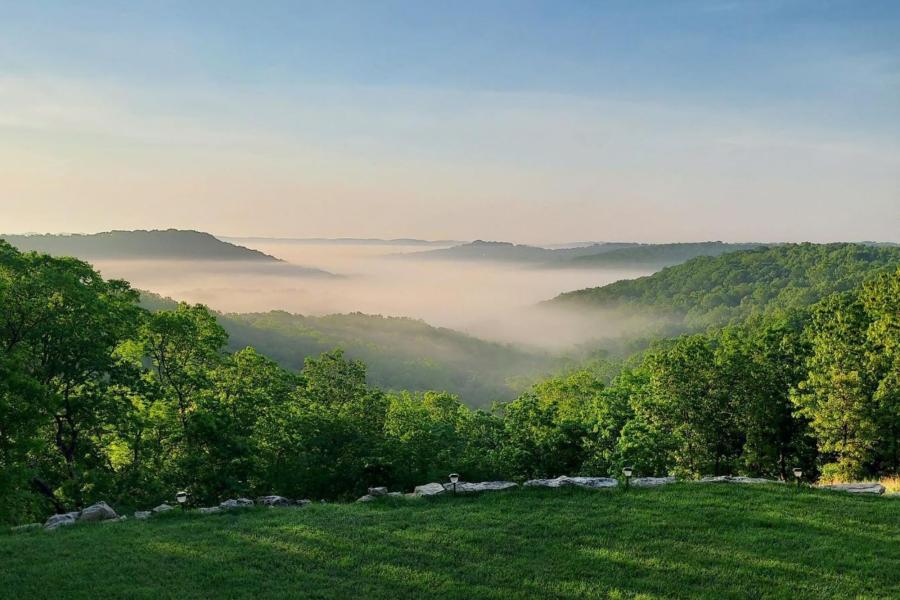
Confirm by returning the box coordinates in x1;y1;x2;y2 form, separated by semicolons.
141;293;555;407
564;241;764;269
2;230;281;262
550;243;900;328
2;486;897;600
402;240;638;262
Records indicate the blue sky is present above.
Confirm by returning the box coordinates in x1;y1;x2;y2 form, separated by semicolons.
1;1;898;242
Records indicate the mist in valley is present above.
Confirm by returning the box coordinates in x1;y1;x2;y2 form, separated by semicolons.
90;239;658;353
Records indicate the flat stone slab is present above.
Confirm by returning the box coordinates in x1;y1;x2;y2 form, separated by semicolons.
818;483;885;495
198;506;222;514
367;487;389;497
219;498;255;509
44;511;81;530
632;477;677;487
356;494;377;502
524;476;618;489
256;495;291;506
152;503;174;513
134;511;152;520
698;476;777;484
443;481;518;493
414;483;447;497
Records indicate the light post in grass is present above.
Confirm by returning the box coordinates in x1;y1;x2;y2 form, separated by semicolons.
175;491;190;511
449;473;459;496
622;466;633;491
792;467;803;490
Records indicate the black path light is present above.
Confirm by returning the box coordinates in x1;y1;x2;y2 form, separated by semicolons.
175;490;190;510
792;467;803;490
622;466;633;491
449;473;459;495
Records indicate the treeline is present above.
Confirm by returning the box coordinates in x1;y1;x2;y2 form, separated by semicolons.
1;240;897;526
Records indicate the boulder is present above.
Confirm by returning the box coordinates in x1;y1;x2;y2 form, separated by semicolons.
698;476;777;485
818;483;885;495
367;487;389;497
524;476;618;489
79;501;118;523
219;498;254;510
443;481;518;493
134;511;152;520
632;477;677;487
414;482;447;497
356;495;377;503
257;495;291;507
44;511;80;530
152;503;174;513
198;506;221;514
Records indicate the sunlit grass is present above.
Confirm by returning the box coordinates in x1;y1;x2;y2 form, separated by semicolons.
2;484;898;599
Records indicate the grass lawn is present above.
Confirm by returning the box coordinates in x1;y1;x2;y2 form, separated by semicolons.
2;484;898;599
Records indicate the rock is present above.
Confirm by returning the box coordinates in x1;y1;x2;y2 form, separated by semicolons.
78;501;118;522
11;523;42;533
294;499;312;507
198;506;221;514
152;503;174;513
698;476;777;484
219;498;254;510
356;495;377;503
367;486;389;497
443;481;518;493
414;482;447;497
134;511;152;520
256;495;291;507
632;477;677;487
44;511;80;530
524;476;618;489
818;483;885;495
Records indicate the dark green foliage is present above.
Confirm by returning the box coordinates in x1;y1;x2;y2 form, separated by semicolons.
2;486;898;599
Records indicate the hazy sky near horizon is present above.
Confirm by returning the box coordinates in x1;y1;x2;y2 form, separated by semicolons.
1;1;898;244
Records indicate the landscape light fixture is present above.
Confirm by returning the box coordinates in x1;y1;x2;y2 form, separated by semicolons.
175;491;189;510
622;467;633;491
792;467;803;490
449;473;459;495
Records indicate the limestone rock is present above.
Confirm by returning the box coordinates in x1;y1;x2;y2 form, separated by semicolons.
632;477;677;487
524;476;618;489
152;503;174;513
367;487;388;497
698;476;777;484
134;511;152;520
294;499;312;507
356;495;377;503
79;501;118;522
819;483;885;495
45;511;80;530
413;482;446;497
443;481;518;493
198;506;221;514
219;498;254;510
257;495;291;507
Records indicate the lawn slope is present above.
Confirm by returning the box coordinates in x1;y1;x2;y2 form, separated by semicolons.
2;485;897;599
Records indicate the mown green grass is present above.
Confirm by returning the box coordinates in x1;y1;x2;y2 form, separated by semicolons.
2;484;898;599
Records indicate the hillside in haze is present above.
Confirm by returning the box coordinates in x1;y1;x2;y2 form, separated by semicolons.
225;237;462;246
2;230;282;262
140;293;556;407
549;243;900;329
405;240;765;269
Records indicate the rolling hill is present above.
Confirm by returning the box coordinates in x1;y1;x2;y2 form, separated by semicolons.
2;230;282;262
549;243;900;329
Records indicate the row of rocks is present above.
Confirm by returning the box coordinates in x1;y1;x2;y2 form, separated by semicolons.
44;501;122;530
134;495;313;519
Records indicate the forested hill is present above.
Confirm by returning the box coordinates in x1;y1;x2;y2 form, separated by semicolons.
140;293;556;407
403;239;764;269
564;242;763;269
549;243;900;328
1;230;281;261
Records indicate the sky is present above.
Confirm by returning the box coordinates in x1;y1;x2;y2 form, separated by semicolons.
1;1;898;244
